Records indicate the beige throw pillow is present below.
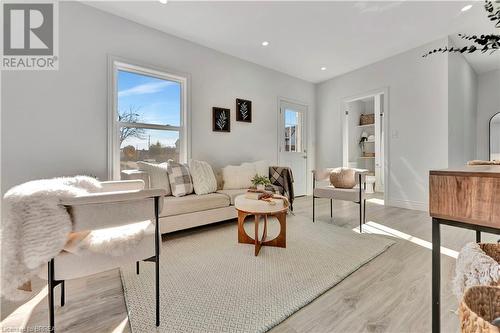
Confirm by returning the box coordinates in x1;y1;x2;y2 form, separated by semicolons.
137;161;171;195
330;167;356;189
241;160;269;177
222;164;256;189
189;160;217;195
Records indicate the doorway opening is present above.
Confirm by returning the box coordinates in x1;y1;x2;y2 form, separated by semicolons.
342;90;388;203
278;99;308;197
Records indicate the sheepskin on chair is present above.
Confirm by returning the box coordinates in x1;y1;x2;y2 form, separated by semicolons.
1;176;150;300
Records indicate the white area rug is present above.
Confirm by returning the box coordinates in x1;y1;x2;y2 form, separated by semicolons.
120;217;394;333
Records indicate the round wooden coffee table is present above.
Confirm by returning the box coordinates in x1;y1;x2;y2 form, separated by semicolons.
234;195;288;256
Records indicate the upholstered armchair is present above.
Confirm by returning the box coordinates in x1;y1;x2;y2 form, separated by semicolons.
46;180;165;331
312;169;368;232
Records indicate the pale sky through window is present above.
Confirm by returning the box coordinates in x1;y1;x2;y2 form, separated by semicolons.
118;70;181;149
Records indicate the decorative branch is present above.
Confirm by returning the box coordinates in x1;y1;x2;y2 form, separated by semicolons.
423;0;500;57
239;102;249;120
216;111;227;130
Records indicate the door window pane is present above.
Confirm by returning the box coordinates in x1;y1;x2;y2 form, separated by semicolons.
284;109;302;152
117;70;181;126
120;128;180;171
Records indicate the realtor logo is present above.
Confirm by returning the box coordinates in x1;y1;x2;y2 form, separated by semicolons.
1;1;58;70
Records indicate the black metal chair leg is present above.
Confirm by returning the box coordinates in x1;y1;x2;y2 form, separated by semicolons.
48;259;55;332
330;199;333;218
154;196;160;327
476;230;481;243
312;196;315;222
359;202;362;233
363;199;367;224
60;281;65;307
136;261;140;275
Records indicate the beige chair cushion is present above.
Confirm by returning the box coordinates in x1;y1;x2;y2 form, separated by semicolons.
161;193;230;217
329;167;356;189
314;186;364;202
216;189;247;205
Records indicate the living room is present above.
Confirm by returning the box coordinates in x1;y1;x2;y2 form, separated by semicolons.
1;1;500;332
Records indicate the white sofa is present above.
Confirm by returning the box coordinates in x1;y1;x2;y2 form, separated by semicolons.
122;169;248;234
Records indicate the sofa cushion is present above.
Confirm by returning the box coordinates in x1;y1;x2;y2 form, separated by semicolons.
216;189;247;205
161;193;230;217
137;161;171;195
189;159;217;195
167;161;194;197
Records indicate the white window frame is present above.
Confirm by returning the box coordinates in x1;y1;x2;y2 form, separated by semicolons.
108;58;190;180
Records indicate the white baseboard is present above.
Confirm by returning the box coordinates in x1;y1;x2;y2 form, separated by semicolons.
386;198;428;212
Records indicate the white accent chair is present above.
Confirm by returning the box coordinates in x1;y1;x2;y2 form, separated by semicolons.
46;180;166;332
312;169;369;232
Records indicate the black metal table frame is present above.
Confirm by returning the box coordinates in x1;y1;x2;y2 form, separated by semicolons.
432;217;500;333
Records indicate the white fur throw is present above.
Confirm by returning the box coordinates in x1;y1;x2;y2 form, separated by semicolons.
452;242;500;299
64;220;151;257
1;176;102;300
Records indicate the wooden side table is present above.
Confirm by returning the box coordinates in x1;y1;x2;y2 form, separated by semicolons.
234;195;288;256
429;166;500;333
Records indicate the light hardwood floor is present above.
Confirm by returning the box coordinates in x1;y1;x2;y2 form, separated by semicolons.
2;196;497;332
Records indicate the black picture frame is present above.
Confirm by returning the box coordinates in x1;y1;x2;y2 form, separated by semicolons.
212;107;230;132
236;98;252;122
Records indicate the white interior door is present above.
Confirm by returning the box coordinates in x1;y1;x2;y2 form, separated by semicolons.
278;100;307;196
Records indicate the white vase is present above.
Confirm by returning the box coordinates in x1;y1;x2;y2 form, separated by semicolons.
256;184;265;191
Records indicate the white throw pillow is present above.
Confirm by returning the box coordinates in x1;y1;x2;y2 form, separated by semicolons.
189;160;217;195
222;164;256;189
241;160;269;177
136;161;171;195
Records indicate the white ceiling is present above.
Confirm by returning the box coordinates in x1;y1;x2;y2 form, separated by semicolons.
85;1;500;83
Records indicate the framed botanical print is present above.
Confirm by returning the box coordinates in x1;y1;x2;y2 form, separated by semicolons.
236;98;252;123
212;107;230;132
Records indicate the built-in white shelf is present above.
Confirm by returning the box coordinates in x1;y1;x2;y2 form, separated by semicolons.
361;140;375;144
357;123;375;128
359;156;375;159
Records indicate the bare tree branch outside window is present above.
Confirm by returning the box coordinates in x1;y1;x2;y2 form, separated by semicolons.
119;105;146;144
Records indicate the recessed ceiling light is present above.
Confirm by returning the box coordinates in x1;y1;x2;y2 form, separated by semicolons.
320;67;327;71
159;0;168;4
261;41;269;46
461;4;472;12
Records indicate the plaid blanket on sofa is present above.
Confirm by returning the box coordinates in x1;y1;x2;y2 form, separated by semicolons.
269;166;294;211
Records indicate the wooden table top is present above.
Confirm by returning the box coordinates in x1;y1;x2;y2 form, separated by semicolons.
429;165;500;229
430;165;500;177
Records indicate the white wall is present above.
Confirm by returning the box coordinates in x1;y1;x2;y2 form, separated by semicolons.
1;2;315;194
316;39;449;210
447;40;478;167
476;69;500;160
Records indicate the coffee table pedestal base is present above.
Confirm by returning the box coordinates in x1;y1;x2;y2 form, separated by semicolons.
237;211;286;256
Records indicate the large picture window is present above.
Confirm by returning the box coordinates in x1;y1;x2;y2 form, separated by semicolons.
109;60;189;179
